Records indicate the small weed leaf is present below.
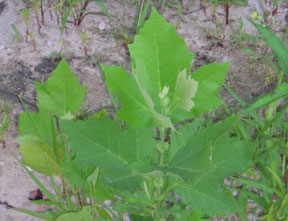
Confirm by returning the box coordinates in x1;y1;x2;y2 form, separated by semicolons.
35;59;86;118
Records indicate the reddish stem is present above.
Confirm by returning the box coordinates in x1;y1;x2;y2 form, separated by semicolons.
48;0;53;20
32;38;37;51
40;0;45;25
200;0;206;15
35;12;41;33
225;0;229;25
84;45;88;56
76;0;90;26
272;4;278;17
25;26;29;42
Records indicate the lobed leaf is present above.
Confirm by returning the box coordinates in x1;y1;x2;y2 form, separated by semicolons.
61;117;157;191
167;115;238;183
191;62;230;116
35;59;86;118
174;134;256;216
129;7;194;105
162;115;256;215
103;8;196;127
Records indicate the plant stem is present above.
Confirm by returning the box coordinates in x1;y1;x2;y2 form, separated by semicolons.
158;125;167;166
225;0;229;25
34;1;41;32
275;192;288;219
77;0;89;25
48;0;53;20
40;0;45;24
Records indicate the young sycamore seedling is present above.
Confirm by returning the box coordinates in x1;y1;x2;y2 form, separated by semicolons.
14;7;265;220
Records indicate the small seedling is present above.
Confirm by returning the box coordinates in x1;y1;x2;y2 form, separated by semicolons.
0;112;11;148
0;113;9;139
80;32;88;56
47;0;53;20
19;8;31;41
33;0;41;32
28;31;37;51
11;24;21;43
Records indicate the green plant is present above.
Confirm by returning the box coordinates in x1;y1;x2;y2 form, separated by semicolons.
222;16;288;220
249;18;288;79
0;113;10;140
19;8;31;41
28;31;37;51
11;24;21;43
224;79;288;219
207;0;248;24
55;0;111;35
14;8;264;220
80;32;88;56
132;0;152;33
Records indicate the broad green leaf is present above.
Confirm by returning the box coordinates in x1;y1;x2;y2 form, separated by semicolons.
169;118;205;161
56;206;93;221
191;62;230;115
18;107;57;146
175;182;240;216
103;8;195;127
129;7;194;104
167;115;239;184
35;59;86;118
174;136;256;216
102;65;156;128
19;142;61;176
61;117;157;191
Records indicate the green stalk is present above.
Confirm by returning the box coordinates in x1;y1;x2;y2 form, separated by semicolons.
275;192;288;219
33;0;41;32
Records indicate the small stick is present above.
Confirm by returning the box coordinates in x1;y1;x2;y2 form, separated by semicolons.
225;0;229;25
40;0;45;25
34;0;41;32
200;0;206;15
47;0;53;20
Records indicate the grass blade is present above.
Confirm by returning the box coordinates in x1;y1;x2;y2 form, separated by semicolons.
137;0;151;33
243;84;288;114
249;19;288;77
91;0;112;22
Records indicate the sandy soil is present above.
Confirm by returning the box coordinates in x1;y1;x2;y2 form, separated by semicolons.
0;0;287;220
